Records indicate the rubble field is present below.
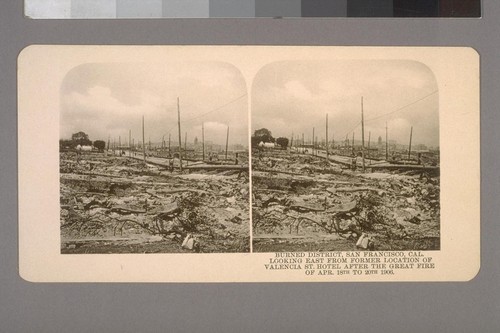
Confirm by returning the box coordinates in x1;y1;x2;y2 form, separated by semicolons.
60;152;250;253
252;151;440;252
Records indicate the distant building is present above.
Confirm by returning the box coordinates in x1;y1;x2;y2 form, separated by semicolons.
259;142;275;148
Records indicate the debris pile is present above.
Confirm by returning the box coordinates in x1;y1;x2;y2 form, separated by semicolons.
60;152;249;253
252;151;440;252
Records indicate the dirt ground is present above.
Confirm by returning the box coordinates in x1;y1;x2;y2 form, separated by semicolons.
60;152;250;254
252;150;440;252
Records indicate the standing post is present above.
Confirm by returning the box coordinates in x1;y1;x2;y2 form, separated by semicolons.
225;126;229;161
326;114;329;160
312;127;315;156
385;122;389;161
302;133;304;153
361;97;365;172
408;126;413;161
368;131;371;164
129;130;131;157
142;116;146;164
168;133;171;158
352;132;354;155
177;97;183;171
202;122;205;161
184;132;188;166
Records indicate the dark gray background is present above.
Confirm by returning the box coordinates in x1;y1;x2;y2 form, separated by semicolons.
1;1;498;332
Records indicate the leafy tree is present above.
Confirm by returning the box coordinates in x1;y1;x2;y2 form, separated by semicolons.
252;128;274;147
72;131;92;146
59;139;75;150
93;140;106;151
276;137;289;149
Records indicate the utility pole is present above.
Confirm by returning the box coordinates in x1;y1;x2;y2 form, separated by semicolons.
312;127;315;156
352;132;354;155
107;135;110;151
408;126;413;161
168;133;171;158
119;136;121;151
368;131;371;163
129;130;131;157
184;132;188;166
202;122;205;161
361;97;365;172
326;114;329;160
302;133;304;152
225;125;229;161
177;97;183;171
385;122;389;161
142;115;146;164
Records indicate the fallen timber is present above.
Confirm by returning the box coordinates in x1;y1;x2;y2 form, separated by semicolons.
368;164;439;173
127;154;248;171
184;164;248;171
299;150;439;174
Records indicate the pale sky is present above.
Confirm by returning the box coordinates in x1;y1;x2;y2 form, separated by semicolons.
60;62;248;146
251;60;439;148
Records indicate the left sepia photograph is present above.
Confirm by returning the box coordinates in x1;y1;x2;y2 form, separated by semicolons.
58;61;250;253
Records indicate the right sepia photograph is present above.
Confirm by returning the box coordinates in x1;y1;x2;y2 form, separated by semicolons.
251;60;440;252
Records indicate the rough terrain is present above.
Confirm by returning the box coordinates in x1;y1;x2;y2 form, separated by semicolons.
60;152;250;253
252;150;440;252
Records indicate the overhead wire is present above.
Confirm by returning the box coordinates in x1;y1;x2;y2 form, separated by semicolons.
161;93;247;136
341;89;438;138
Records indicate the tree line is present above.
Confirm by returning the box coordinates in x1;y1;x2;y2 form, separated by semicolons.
251;128;289;149
59;131;106;151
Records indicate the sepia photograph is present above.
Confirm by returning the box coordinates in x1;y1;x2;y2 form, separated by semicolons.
18;46;478;282
58;61;250;253
251;60;440;252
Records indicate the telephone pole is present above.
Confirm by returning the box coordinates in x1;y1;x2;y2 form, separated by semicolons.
326;114;329;160
361;97;365;172
408;126;413;160
202;122;205;161
142;115;146;164
177;97;183;171
352;132;354;155
129;129;131;157
385;122;389;161
312;127;315;156
225;126;229;161
368;131;371;163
